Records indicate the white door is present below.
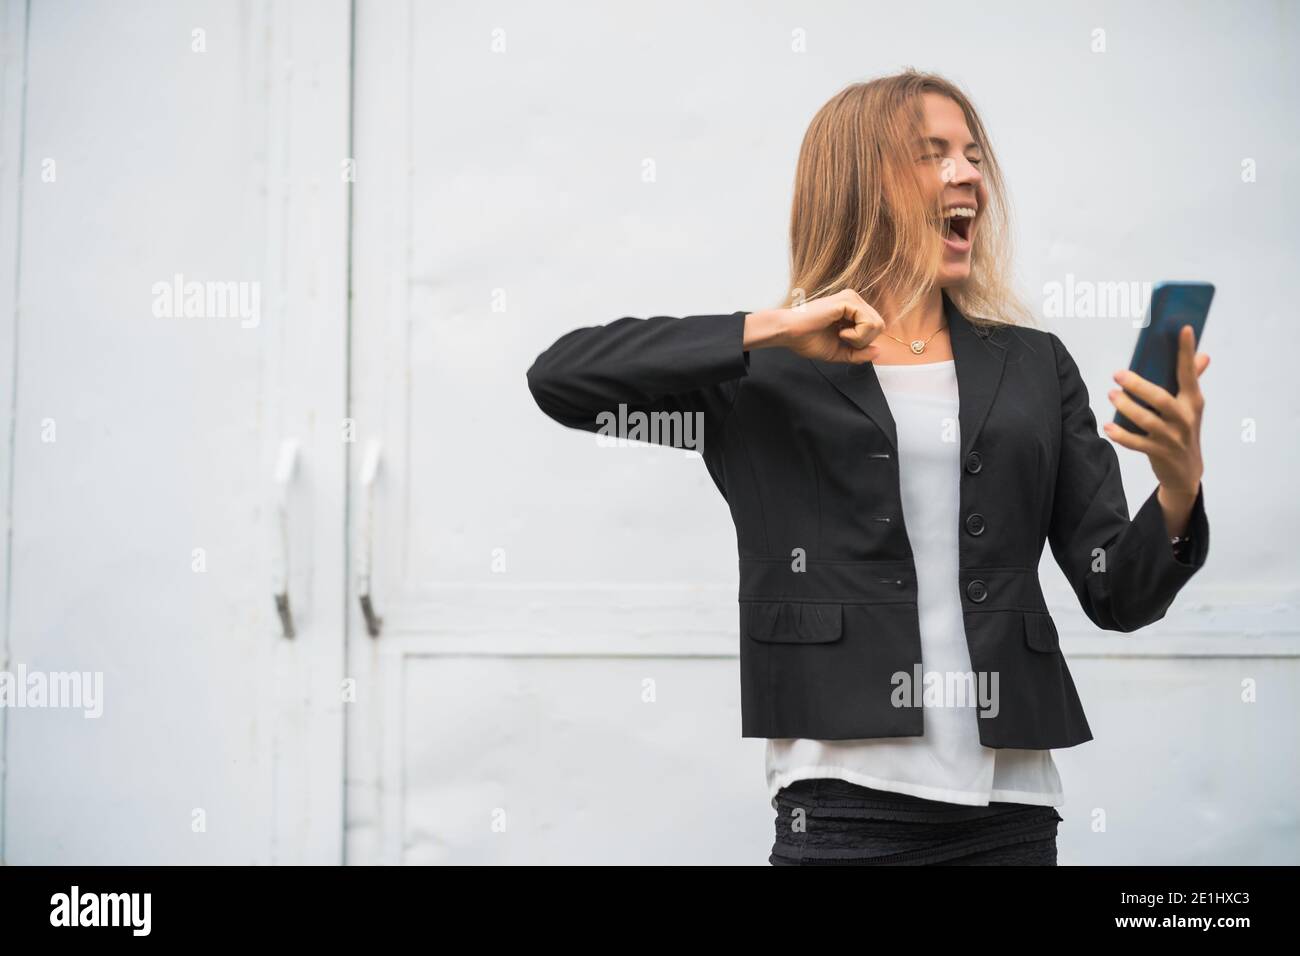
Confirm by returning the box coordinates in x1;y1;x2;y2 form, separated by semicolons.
0;0;351;863
344;0;771;864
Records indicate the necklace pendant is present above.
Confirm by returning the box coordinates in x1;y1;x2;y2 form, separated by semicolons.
910;339;926;354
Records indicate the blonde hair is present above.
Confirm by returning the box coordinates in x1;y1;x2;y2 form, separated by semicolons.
781;69;1034;329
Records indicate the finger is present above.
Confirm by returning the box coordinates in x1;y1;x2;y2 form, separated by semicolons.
839;320;878;344
837;341;880;364
842;302;883;346
836;332;879;355
1113;367;1180;418
1108;387;1176;442
838;304;884;348
1103;419;1155;453
837;326;861;353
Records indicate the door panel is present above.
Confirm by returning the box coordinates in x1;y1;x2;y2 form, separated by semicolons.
345;0;758;864
1;0;349;863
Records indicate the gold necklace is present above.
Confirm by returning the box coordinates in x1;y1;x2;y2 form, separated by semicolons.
882;322;948;355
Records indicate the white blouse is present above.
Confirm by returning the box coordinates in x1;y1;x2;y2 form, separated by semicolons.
765;359;1064;810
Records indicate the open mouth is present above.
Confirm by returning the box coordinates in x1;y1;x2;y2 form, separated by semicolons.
937;205;977;249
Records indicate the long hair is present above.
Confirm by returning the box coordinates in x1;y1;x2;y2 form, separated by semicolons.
781;69;1033;329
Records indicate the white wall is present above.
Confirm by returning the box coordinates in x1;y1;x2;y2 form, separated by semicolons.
363;0;1298;864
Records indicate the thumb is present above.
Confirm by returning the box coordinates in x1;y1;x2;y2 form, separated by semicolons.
839;324;876;348
837;333;880;363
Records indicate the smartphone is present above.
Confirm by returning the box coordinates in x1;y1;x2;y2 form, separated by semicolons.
1113;281;1214;436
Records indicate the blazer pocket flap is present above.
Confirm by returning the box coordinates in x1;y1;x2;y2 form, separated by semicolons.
1023;611;1061;653
742;601;843;643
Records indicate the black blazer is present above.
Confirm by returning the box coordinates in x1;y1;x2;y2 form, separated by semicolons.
525;290;1210;748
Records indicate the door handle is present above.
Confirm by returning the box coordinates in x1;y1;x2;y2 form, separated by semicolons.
357;440;383;637
271;439;300;639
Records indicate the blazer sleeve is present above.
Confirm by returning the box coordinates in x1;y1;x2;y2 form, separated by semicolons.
525;310;752;446
1045;331;1210;632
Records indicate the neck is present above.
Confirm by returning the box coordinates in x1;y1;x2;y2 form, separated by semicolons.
882;286;945;340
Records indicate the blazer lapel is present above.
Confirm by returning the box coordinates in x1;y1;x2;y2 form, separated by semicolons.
811;344;898;452
945;290;1008;460
810;290;1007;459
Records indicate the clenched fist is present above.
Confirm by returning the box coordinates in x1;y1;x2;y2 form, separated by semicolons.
743;289;886;364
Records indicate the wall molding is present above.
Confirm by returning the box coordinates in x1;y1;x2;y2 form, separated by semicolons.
372;582;1300;659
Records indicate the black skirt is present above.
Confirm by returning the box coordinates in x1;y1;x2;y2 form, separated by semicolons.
770;777;1063;866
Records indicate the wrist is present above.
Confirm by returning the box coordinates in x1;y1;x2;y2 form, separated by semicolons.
1157;482;1199;537
742;309;791;351
1158;481;1200;506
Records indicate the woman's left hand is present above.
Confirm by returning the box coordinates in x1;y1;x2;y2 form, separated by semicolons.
1103;325;1210;531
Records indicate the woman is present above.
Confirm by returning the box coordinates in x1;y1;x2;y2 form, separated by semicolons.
526;70;1210;865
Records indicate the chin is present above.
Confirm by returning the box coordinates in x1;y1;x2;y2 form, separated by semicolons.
937;261;972;287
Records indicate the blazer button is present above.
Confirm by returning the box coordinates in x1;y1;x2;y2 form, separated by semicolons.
967;579;988;603
965;451;982;474
965;512;986;536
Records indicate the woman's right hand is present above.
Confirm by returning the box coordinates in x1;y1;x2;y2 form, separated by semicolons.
743;289;886;364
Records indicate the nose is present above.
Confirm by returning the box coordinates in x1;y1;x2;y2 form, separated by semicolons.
943;155;982;187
